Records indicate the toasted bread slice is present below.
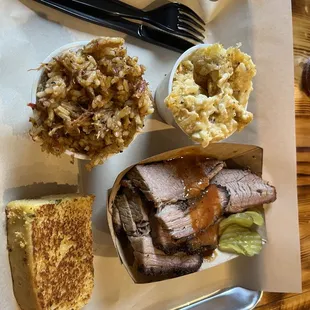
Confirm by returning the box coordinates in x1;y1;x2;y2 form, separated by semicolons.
6;195;94;310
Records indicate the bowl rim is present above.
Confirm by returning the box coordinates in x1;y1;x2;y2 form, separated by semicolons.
31;41;91;160
165;43;250;145
167;43;211;93
31;41;90;104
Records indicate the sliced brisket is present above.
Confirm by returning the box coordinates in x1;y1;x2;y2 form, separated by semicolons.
186;221;220;254
113;159;277;280
211;169;277;213
149;213;184;254
122;186;149;225
112;205;123;236
113;185;150;236
126;158;225;205
129;236;203;277
156;185;226;240
114;194;137;235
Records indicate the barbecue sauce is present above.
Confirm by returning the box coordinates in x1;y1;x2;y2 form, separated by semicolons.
189;184;223;233
167;155;213;198
203;249;217;261
191;223;219;246
188;223;219;261
166;155;222;262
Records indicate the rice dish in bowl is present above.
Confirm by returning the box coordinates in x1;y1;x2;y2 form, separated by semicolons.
29;37;154;169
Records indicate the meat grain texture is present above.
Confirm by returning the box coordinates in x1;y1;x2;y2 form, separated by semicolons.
210;169;277;213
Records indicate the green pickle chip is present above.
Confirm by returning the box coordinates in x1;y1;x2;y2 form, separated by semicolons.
218;211;264;257
219;213;253;235
244;210;264;226
218;243;247;256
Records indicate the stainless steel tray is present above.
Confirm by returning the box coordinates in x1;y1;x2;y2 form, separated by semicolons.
177;287;263;310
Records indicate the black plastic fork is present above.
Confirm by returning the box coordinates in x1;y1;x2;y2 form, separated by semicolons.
72;0;206;43
33;0;195;52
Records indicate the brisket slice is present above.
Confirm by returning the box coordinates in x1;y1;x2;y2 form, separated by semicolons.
210;169;277;213
122;185;149;224
186;220;220;254
149;213;184;255
113;186;150;236
114;194;136;235
155;185;227;240
129;236;203;277
112;205;123;236
126;159;225;205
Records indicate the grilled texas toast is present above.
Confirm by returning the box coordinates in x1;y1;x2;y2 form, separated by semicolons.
6;195;94;310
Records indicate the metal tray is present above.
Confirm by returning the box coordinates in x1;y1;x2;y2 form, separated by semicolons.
178;287;263;310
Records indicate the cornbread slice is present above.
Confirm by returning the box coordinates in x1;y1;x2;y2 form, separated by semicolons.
6;195;94;310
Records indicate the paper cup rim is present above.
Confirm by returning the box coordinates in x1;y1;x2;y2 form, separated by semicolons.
31;41;92;160
31;40;90;104
155;43;212;128
164;42;247;144
31;40;145;162
167;43;211;93
157;43;211;140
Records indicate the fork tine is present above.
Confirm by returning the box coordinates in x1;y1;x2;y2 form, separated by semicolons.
177;21;205;39
178;13;205;31
174;29;204;44
174;3;206;25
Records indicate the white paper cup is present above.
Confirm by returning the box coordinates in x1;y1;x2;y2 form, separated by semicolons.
155;43;211;127
31;41;146;161
31;41;91;160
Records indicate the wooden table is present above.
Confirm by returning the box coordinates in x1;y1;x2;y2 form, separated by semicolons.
256;0;310;308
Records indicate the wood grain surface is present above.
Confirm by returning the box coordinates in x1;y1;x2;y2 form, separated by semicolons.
256;0;310;309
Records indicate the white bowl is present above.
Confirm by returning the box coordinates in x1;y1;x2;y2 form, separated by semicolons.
154;43;211;127
31;41;91;160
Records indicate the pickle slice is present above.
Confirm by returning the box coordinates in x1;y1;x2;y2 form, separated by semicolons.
219;224;248;235
219;224;263;256
219;213;253;235
244;210;264;226
218;243;247;256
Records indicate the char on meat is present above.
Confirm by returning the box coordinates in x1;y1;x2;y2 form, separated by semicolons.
186;221;220;254
129;236;203;276
211;169;277;213
155;185;227;240
149;213;184;254
126;159;225;205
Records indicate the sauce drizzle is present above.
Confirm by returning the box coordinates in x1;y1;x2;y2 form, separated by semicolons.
167;155;214;198
189;184;223;233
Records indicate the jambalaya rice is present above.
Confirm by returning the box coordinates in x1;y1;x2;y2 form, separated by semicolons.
29;37;154;169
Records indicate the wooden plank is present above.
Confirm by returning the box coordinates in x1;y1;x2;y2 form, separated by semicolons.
294;88;310;115
296;118;310;148
297;162;310;175
257;290;310;310
297;148;310;162
297;165;310;186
